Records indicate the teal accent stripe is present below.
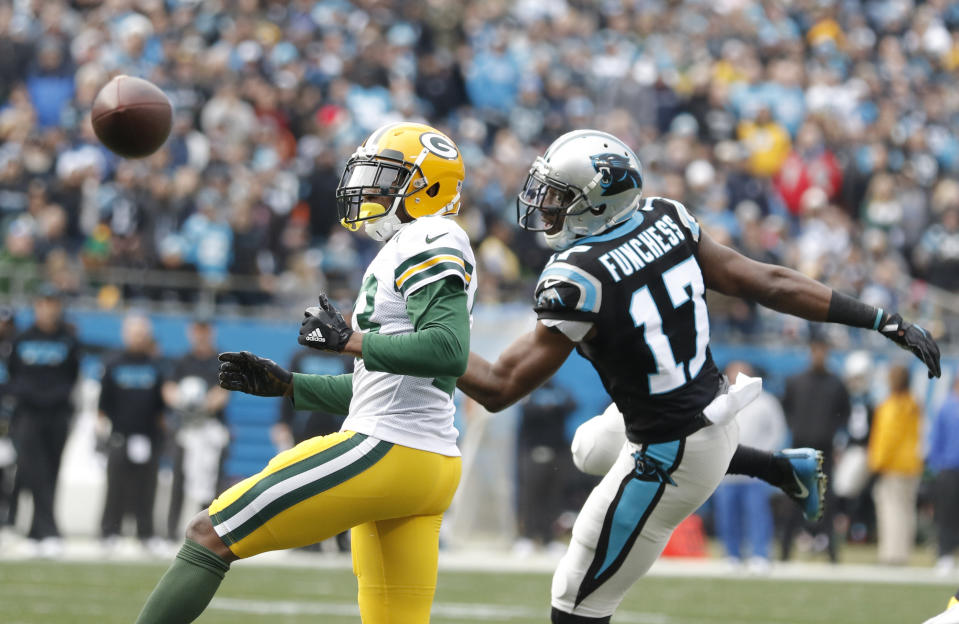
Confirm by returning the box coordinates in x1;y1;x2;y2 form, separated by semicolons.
538;266;600;312
597;440;680;577
399;262;467;295
873;308;884;330
212;433;369;525
394;246;464;280
217;438;393;546
599;479;659;576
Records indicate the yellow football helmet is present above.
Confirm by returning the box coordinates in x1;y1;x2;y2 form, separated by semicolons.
335;122;465;241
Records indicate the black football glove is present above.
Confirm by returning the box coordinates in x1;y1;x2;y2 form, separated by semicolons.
217;351;293;397
298;294;353;353
878;313;941;379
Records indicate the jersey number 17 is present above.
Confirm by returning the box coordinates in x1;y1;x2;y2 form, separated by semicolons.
629;256;709;394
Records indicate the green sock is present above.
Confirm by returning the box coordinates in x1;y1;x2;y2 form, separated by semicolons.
135;539;231;624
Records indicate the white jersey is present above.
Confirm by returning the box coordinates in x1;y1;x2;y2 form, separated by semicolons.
342;216;477;456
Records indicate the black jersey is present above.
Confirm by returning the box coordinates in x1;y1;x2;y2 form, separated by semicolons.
99;351;166;440
533;197;721;444
7;323;80;415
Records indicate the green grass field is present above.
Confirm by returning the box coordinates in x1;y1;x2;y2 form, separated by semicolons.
0;559;953;624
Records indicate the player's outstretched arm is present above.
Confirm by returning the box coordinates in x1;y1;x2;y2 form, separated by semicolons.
218;351;354;414
697;230;941;378
456;321;576;412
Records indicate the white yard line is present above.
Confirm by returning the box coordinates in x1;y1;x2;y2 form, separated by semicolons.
209;597;682;623
2;533;955;588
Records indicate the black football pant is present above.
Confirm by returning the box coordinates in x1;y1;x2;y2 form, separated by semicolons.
516;445;569;544
935;468;959;557
11;412;69;539
167;442;185;540
101;435;159;540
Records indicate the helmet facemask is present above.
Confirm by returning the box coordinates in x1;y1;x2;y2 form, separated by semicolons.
335;152;419;241
516;157;604;250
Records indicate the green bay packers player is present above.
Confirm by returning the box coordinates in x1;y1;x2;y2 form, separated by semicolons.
135;122;476;624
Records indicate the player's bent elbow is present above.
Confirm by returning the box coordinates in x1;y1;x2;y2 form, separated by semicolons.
448;350;469;378
437;332;469;377
478;395;512;413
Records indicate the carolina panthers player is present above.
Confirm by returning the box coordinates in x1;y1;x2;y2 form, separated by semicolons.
135;122;476;624
456;130;941;623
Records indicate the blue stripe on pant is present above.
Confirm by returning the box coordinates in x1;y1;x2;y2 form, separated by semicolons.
574;440;683;607
551;417;739;620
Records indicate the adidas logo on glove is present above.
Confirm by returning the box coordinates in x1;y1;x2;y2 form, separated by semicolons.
305;329;326;343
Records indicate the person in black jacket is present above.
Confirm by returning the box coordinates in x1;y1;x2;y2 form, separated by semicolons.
514;378;578;553
98;314;167;549
6;286;80;551
779;335;851;562
0;306;17;524
161;319;230;540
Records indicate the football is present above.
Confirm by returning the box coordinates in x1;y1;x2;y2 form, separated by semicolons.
91;75;173;158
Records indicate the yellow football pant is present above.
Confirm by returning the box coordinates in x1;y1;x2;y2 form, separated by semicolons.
208;430;461;623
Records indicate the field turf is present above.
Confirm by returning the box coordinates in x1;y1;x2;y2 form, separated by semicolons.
0;558;953;624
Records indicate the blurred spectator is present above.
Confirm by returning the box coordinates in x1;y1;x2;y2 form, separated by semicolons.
513;378;577;555
161;319;229;540
0;4;33;104
868;364;923;566
0;307;17;524
5;286;80;556
476;217;522;303
98;314;166;553
926;376;959;575
780;336;849;563
773;120;842;218
0;220;40;297
0;0;953;338
25;37;74;129
914;208;959;292
833;351;876;544
463;32;520;117
712;361;787;574
180;189;233;287
737;106;791;179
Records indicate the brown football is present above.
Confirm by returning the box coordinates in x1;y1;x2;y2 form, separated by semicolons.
91;75;173;159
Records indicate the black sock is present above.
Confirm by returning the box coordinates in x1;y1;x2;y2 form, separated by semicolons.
551;607;611;623
726;445;790;486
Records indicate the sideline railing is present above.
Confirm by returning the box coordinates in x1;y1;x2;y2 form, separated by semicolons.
0;262;956;345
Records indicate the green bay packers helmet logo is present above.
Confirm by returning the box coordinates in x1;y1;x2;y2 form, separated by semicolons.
419;132;459;160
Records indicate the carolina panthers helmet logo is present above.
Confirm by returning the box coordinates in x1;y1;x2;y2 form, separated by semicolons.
590;153;643;197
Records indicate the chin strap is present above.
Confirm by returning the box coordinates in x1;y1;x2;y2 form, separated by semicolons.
366;213;403;241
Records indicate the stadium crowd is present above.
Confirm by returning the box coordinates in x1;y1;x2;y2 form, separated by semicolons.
1;0;959;348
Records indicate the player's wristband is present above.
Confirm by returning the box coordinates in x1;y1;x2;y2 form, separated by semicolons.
826;291;887;330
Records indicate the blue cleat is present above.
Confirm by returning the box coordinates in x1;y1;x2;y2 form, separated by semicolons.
775;448;826;522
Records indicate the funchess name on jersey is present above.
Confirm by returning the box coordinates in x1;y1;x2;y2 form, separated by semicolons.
597;214;687;282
